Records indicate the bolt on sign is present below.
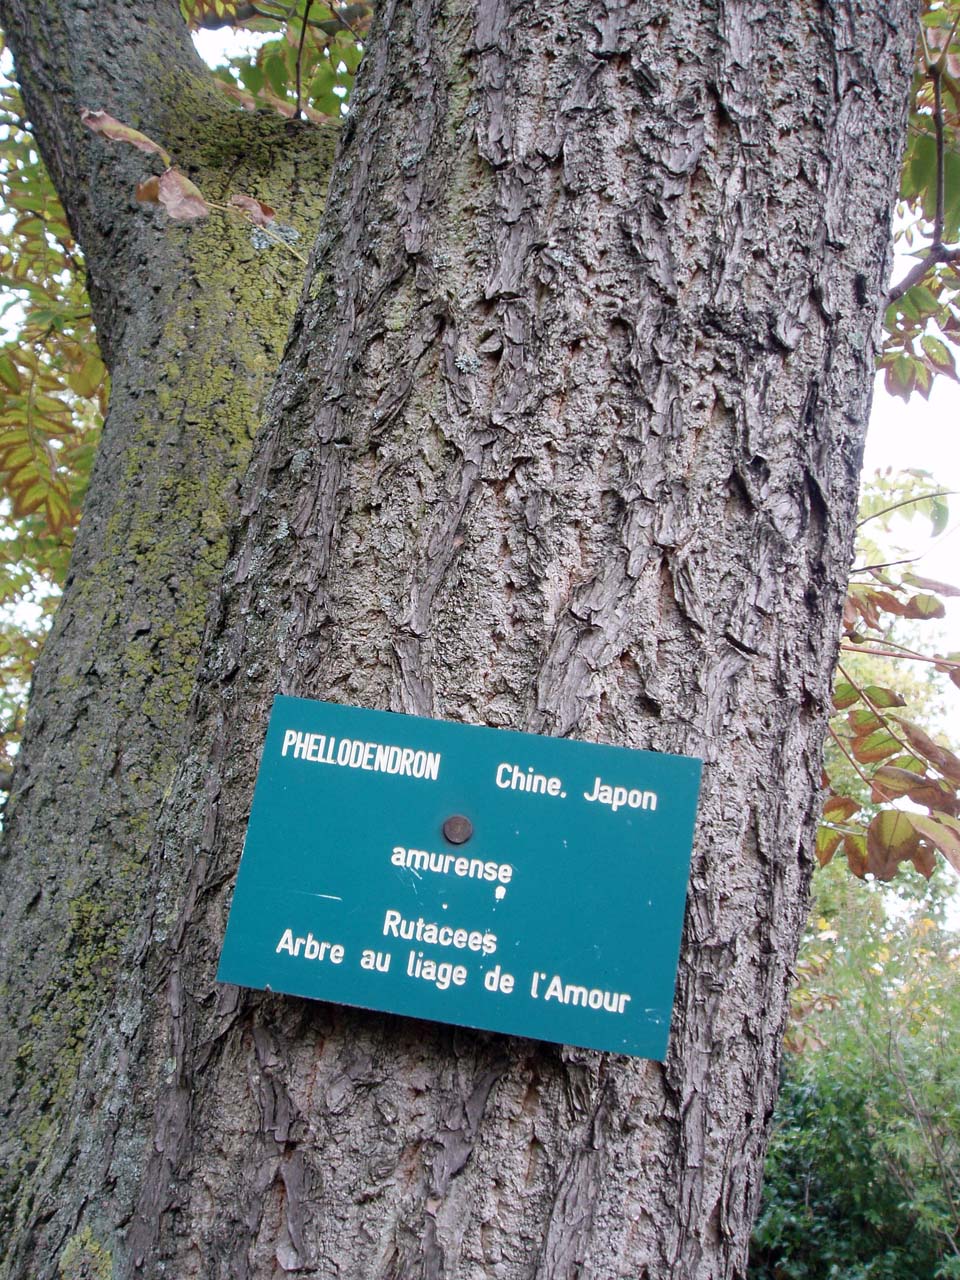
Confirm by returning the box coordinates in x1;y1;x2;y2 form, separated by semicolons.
218;697;702;1059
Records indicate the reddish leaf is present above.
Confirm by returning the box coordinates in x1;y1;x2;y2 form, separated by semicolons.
866;810;921;880
848;708;884;735
229;192;276;226
822;795;861;823
891;717;960;785
156;169;210;221
909;842;937;879
899;592;946;620
906;777;957;811
907;813;960;875
832;681;860;710
80;109;171;166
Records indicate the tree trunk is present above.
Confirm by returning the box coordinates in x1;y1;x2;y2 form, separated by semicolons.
1;0;915;1276
0;2;334;1268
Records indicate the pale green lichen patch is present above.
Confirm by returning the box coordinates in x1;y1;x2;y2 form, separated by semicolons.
58;1227;112;1280
2;103;335;1255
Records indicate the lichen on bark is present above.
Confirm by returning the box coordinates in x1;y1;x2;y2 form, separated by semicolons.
0;2;335;1267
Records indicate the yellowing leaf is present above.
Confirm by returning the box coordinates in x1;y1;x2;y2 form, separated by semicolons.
0;356;21;393
80;109;172;167
822;795;861;824
815;826;843;868
66;356;106;399
861;685;907;709
866;810;921;881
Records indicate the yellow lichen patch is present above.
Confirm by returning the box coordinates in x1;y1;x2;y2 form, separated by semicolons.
58;1227;111;1280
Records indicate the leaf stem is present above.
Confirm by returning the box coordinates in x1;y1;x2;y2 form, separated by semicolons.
827;722;875;792
840;642;960;670
856;491;954;528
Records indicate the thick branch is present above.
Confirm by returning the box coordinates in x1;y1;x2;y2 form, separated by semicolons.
0;0;227;358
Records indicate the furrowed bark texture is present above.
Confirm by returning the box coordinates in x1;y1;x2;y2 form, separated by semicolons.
0;3;334;1270
96;0;913;1277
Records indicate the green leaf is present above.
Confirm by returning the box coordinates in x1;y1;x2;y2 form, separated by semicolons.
861;685;907;709
0;355;21;393
920;334;957;378
66;355;105;398
832;681;860;710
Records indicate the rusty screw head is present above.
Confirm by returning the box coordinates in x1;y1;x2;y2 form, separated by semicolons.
442;814;473;845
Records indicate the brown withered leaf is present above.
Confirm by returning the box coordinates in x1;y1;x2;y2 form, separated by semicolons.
136;176;161;204
81;109;171;167
157;169;210;221
229;192;276;227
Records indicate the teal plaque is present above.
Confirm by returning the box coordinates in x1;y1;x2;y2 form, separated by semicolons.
217;696;702;1059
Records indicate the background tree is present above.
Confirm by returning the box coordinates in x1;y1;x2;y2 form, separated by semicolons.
749;862;960;1279
0;0;929;1277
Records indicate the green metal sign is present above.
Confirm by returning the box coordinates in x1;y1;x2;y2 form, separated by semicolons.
217;696;702;1059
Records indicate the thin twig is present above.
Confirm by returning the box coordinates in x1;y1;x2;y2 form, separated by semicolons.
856;490;954;528
326;0;364;41
849;555;922;575
294;1;314;121
933;65;945;246
840;643;960;670
827;723;875;792
887;245;960;302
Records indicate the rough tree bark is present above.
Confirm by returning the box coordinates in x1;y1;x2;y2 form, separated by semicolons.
0;0;335;1266
1;0;915;1277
